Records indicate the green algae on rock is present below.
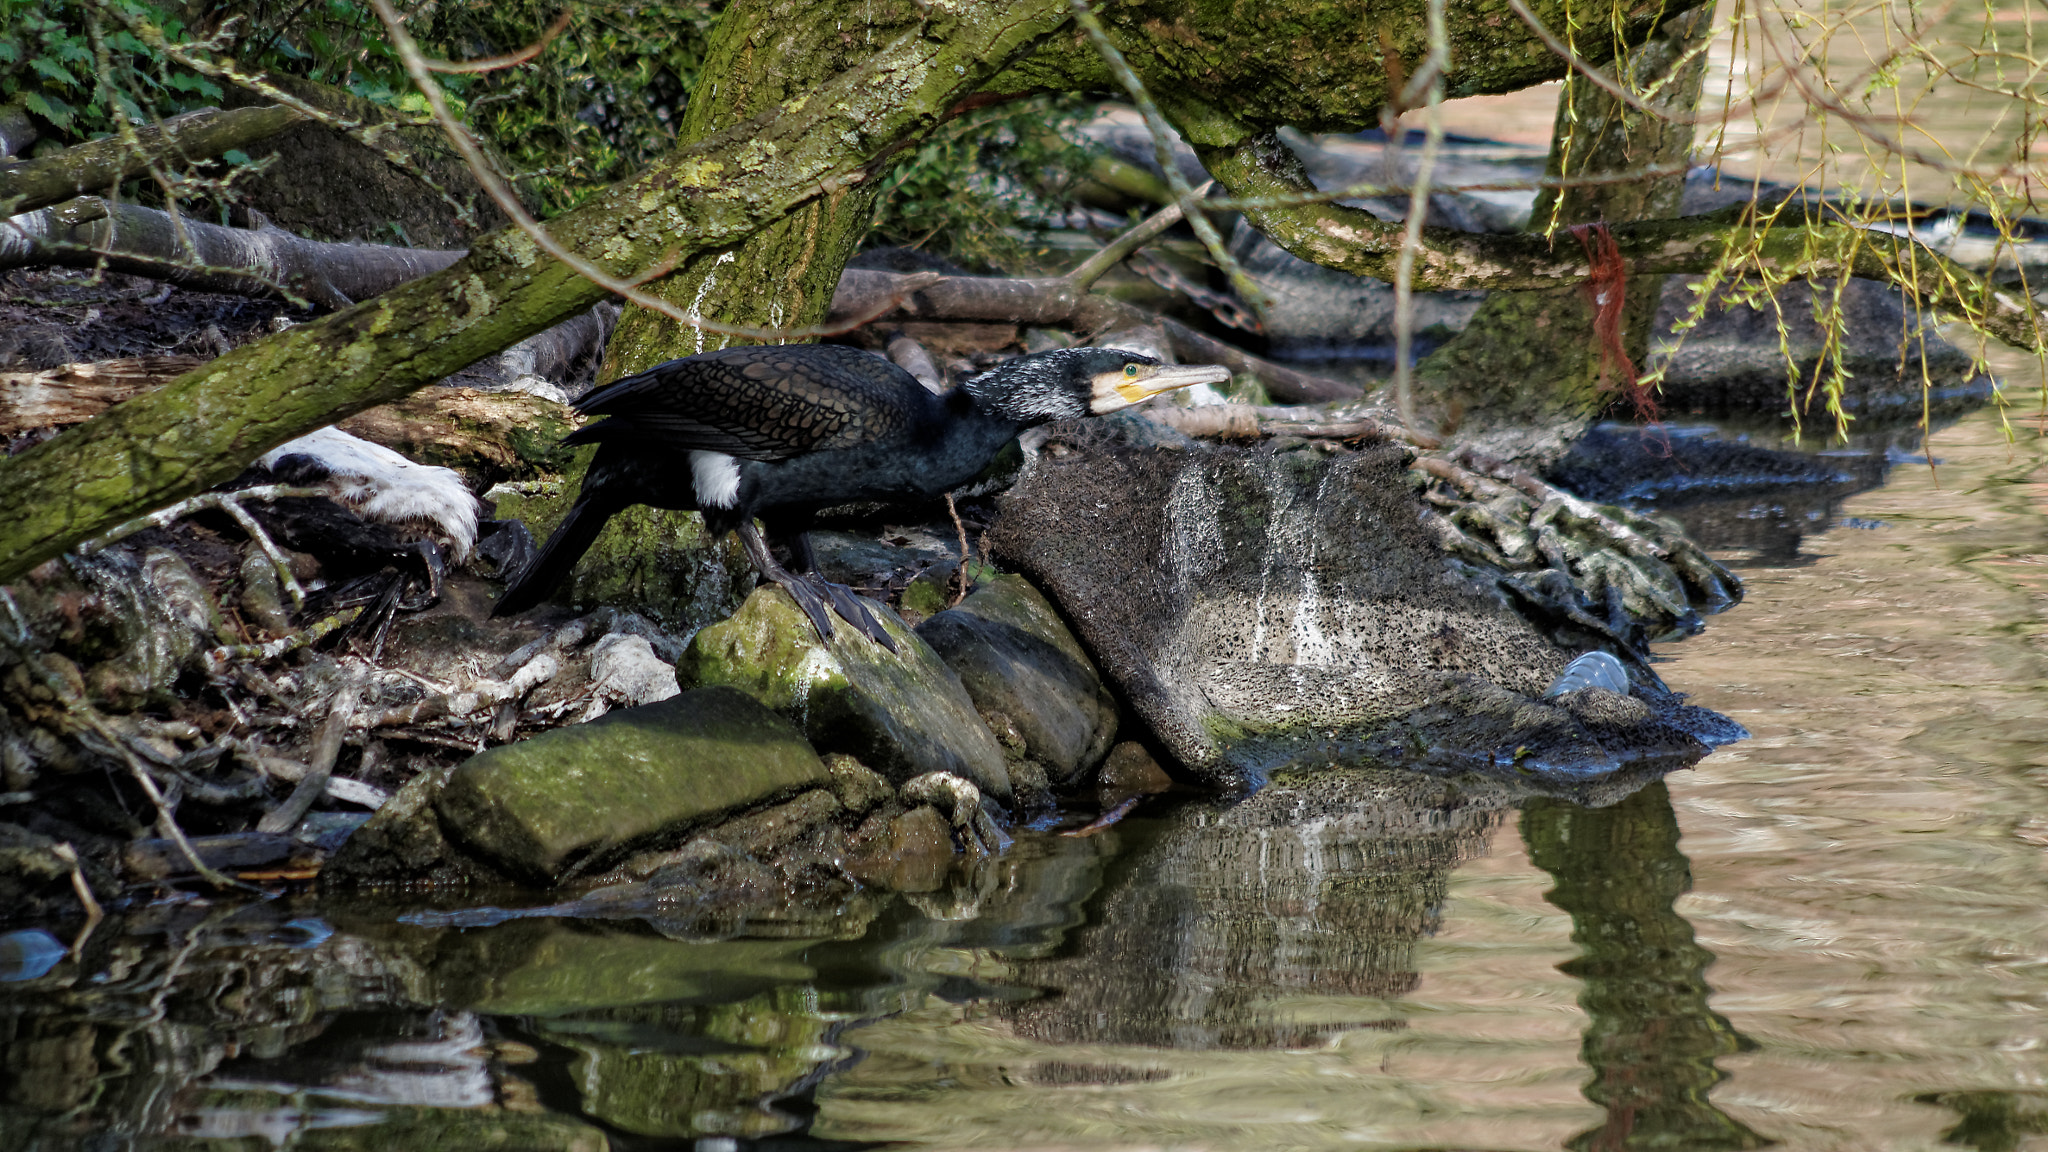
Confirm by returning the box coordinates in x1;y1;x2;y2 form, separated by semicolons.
491;478;753;633
431;686;829;887
676;586;1013;805
916;574;1118;787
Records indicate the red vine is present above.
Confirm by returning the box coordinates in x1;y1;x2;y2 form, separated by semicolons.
1570;222;1661;425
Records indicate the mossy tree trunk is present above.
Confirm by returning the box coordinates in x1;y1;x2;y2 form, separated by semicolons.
1406;7;1714;463
598;0;908;378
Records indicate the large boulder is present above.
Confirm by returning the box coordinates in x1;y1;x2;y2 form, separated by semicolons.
325;687;830;888
915;575;1118;787
676;587;1013;805
989;418;1742;791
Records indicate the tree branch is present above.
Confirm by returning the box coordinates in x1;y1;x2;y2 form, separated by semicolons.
1194;126;2046;354
0;104;306;216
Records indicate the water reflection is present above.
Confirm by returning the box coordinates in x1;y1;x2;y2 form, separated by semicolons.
1524;781;1767;1151
1001;770;1511;1051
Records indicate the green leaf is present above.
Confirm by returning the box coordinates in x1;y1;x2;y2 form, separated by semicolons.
27;58;79;88
19;89;73;130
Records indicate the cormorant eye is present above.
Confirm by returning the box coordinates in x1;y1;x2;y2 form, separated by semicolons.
1123;364;1139;378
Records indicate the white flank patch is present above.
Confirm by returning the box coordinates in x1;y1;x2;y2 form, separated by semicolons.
689;450;742;509
260;427;480;562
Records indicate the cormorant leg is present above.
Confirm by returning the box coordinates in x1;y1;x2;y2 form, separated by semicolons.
784;529;896;652
735;520;836;645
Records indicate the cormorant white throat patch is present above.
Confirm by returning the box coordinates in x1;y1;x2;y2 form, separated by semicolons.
690;450;742;509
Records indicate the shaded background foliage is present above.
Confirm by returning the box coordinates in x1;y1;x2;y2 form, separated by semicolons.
0;0;1101;265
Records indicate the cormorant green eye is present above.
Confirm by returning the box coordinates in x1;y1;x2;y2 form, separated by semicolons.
1123;364;1139;378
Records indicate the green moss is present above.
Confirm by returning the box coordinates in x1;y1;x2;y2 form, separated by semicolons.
434;686;829;886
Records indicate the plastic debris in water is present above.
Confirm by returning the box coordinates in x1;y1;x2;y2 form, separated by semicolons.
0;929;67;981
1543;651;1629;699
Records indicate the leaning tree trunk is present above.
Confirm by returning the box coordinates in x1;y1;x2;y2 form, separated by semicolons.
597;0;902;378
1409;7;1715;463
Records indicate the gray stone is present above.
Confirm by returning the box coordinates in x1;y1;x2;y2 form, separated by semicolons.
675;586;1013;804
587;633;680;706
990;421;1743;790
916;574;1118;786
431;686;829;886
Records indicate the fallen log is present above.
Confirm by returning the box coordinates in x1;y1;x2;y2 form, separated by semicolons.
0;357;207;436
0;196;464;307
827;268;1361;403
0;105;307;216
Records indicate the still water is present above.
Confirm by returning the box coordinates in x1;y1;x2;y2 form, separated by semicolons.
9;397;2048;1151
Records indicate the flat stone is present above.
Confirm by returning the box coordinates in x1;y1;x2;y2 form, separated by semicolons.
432;686;828;886
916;575;1117;786
676;586;1013;805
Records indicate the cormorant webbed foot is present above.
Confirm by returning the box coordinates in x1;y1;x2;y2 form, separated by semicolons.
737;521;894;650
817;577;897;652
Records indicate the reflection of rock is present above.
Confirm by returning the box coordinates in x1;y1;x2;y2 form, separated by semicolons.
992;420;1741;790
1547;426;1894;565
1004;770;1526;1049
679;586;1013;804
916;575;1118;788
540;987;840;1139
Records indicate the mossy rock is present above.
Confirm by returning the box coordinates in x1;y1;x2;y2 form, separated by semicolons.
433;687;830;887
916;574;1117;785
491;478;753;633
676;586;1013;805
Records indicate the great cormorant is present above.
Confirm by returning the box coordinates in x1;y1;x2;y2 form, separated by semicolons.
491;342;1229;646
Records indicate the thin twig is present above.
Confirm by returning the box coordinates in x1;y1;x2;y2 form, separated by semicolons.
1392;0;1450;435
51;843;103;958
1066;0;1268;316
204;606;362;672
425;9;574;74
257;658;367;834
944;492;971;607
77;484;323;608
1063;190;1197;291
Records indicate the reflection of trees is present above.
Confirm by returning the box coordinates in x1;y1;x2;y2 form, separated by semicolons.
1915;1091;2048;1152
1523;781;1768;1152
1005;770;1512;1050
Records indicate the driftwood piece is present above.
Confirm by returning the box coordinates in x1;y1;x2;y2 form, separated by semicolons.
257;660;367;834
123;832;298;880
0;357;207;436
0;105;307;216
0;196;465;307
827;269;1360;404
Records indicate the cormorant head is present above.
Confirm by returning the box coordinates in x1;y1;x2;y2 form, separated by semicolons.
963;347;1232;424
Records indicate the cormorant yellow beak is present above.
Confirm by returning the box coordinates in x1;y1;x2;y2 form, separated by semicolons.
1090;362;1232;414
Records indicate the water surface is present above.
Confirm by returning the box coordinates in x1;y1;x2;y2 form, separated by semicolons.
10;401;2048;1151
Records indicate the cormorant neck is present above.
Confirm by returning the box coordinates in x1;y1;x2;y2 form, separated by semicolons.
962;355;1083;426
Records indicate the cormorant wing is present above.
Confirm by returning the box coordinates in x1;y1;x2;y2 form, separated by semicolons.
569;344;930;462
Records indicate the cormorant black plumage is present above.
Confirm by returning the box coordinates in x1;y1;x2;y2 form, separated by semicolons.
491;342;1228;645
